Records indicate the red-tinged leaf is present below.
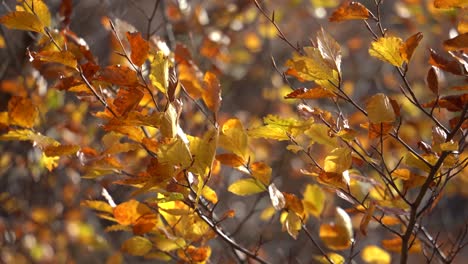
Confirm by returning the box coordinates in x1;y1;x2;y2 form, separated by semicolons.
422;94;468;112
202;71;222;114
43;144;80;156
99;65;139;86
175;43;192;64
283;193;304;215
8;96;38;128
113;87;144;116
34;50;78;69
284;87;336;99
59;0;73;27
0;11;45;34
443;33;468;52
434;0;468;8
429;49;465;75
449;116;468;130
426;66;440;94
215;153;245;167
126;32;149;67
361;122;393;139
285;68;306;82
179;63;204;99
132;214;158;235
329;1;370;22
81;61;100;79
178;246;211;262
400;32;423;63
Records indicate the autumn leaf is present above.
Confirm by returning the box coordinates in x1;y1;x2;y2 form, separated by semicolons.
179;246;211;262
248;115;314;141
434;0;468;8
426;66;440;94
302;184;325;218
228;178;266;196
33;50;78;69
188;129;218;176
286;47;336;82
81;200;114;214
251;161;272;185
41;152;59;171
282;211;302;239
8;96;38;128
121;236;152;256
361;245;391;264
443;33;468;52
319;207;354;250
317;27;342;73
329;1;370;22
113;199;153;226
366;93;396;123
269;183;286;210
324;147;352;174
201;71;222;114
149;50;170;94
0;11;45;34
99;65;139;86
369;37;405;67
215;153;245;168
305;123;339;147
429;49;465;76
43;144;80;156
359;201;376;236
112;87;144;116
400;32;423;63
284;87;336;100
219;118;248;159
126;32;149;66
21;0;51;28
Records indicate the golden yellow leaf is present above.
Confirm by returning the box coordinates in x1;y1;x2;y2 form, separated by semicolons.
8;96;38;128
157;137;192;168
366;93;396;123
81;200;114;214
113;199;153;226
215;153;245;167
201;185;218;204
121;236;152;256
360;201;376;236
282;212;302;239
152;235;186;252
369;37;405;67
0;11;45;34
314;253;345;264
324;147;352;174
286;47;336;81
319;207;353;250
178;245;211;263
40;152;59;171
21;0;51;28
302;184;325;218
189;129;218;176
361;245;391;264
149;50;170;94
219;118;248;158
228;178;266;196
434;0;468;8
305;123;339;147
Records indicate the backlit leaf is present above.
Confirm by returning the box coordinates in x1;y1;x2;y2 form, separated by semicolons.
369;37;405;67
269;183;286;210
0;11;45;34
121;236;152;256
302;184;325;218
248;115;314;141
283;212;302;239
314;253;345;264
284;193;304;216
305;123;339;147
43;144;80;156
429;49;465;76
22;0;51;28
215;153;245;167
324;147;352;174
126;32;149;66
434;0;468;8
286;47;336;82
178;246;211;262
251;161;272;185
113;87;144;116
160;102;179;138
149;50;170;94
382;235;421;253
284;87;336;99
202;71;222;114
99;65;139;86
329;1;370;22
219;118;248;158
34;50;77;69
41;152;59;171
400;32;423;63
157;137;192;168
81;200;114;214
8;96;38;128
189;129;218;176
366;93;396;123
113;199;153;226
319;207;353;250
361;245;391;264
228;178;266;196
359;201;376;236
317;27;342;73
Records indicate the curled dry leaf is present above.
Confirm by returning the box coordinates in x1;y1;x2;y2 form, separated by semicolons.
284;87;336;99
443;33;468;52
426;66;440;94
269;183;286;210
400;32;423;63
329;1;370;22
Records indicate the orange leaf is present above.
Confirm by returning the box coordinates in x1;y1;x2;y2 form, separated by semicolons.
400;32;423;63
251;161;272;185
43;144;80;156
126;32;149;66
132;214;158;235
179;246;211;262
113;87;144;116
215;153;245;167
34;50;78;69
443;33;468;52
329;1;370;22
434;0;468;8
422;94;468;112
8;96;38;128
359;201;376;236
284;87;336;99
113;199;153;226
99;65;139;86
283;193;304;215
202;71;222;114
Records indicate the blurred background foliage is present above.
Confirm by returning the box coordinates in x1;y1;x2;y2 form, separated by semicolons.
0;0;466;263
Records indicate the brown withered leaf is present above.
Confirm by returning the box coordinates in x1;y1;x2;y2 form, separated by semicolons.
422;94;468;112
400;32;423;63
329;1;370;22
284;87;336;99
443;33;468;52
99;65;139;86
175;43;192;64
126;32;149;67
113;87;144;116
81;62;100;79
215;153;245;167
429;49;465;75
202;71;221;114
361;122;394;139
44;144;80;156
426;66;440;94
449;116;468;130
59;0;73;27
8;96;38;128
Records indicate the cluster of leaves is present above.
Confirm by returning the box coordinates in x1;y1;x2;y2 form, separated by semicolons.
0;0;467;263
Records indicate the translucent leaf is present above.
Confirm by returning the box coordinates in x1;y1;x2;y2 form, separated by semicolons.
126;32;149;66
283;212;302;239
149;50;170;94
284;87;336;99
178;246;211;263
99;65;139;86
228;178;265;196
81;200;114;214
319;207;353;250
314;253;345;264
8;96;38;128
43;144;80;156
251;161;272;185
361;245;391;264
219;118;248;158
133;213;158;235
403;152;431;172
202;71;222;114
201;185;218;204
359;201;376;236
249;115;314;141
189;129;218;176
113;87;144;116
34;50;78;69
0;11;45;34
286;47;336;81
317;27;342;73
382;235;422;253
121;236;152;256
324;147;352;174
247;125;289;141
215;153;245;167
400;32;423;63
369;37;405;67
366;93;396;123
302;184;325;218
153;235;186;252
443;33;468;52
305;123;338;147
113;199;153;226
329;1;370;22
284;193;304;215
269;183;286;210
434;0;468;8
22;0;51;28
